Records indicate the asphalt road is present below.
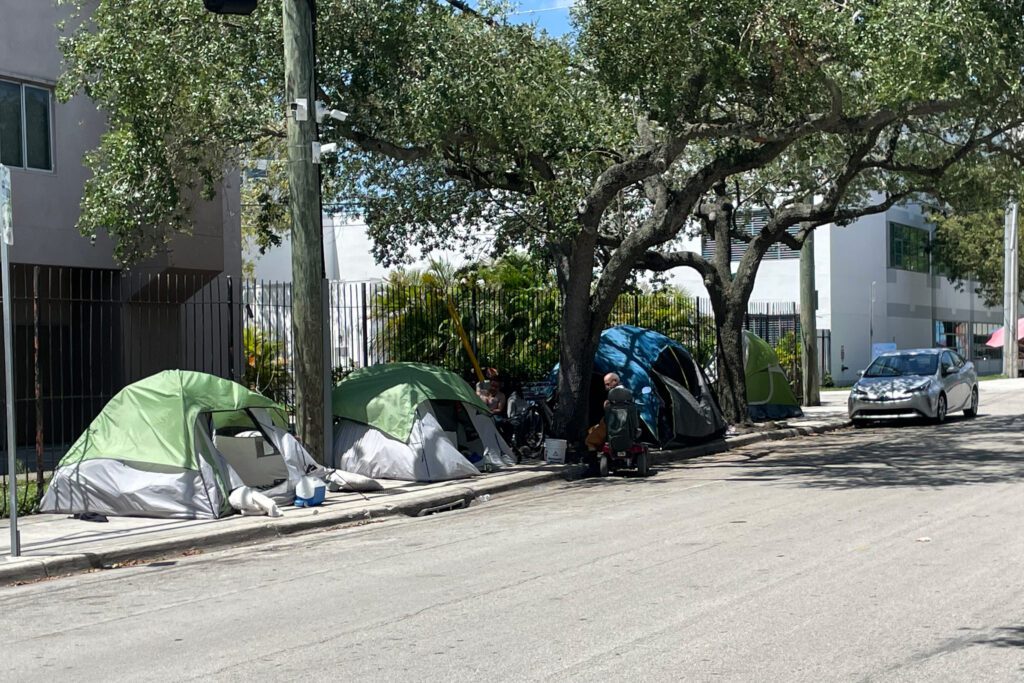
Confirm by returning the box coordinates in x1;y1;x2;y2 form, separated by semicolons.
3;384;1024;682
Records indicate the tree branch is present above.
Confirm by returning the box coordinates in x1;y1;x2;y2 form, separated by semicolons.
339;126;432;162
439;0;499;28
637;248;714;277
679;98;965;146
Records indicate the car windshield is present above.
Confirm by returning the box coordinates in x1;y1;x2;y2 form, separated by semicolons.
864;354;938;378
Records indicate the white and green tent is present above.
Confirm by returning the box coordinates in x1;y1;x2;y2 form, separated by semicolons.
40;370;323;519
744;331;803;421
332;362;514;482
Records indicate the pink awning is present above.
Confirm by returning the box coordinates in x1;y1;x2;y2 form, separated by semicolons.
985;319;1024;348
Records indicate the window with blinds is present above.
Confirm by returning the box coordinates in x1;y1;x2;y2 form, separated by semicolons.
700;210;802;262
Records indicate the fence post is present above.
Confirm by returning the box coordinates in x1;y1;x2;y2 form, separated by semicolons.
470;286;479;363
694;297;700;351
361;282;369;366
227;275;236;382
633;294;639;326
33;266;43;500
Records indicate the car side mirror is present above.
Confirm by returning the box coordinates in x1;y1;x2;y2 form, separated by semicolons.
857;370;864;378
941;366;953;376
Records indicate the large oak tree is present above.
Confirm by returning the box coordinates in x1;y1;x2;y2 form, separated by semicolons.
59;0;1024;432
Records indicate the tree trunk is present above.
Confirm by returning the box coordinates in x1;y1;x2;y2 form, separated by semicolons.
552;236;599;444
553;304;596;443
714;305;749;425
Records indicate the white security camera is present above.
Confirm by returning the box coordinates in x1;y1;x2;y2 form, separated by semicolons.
311;141;340;164
315;101;349;123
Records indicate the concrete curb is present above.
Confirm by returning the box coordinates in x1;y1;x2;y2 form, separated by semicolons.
0;416;850;587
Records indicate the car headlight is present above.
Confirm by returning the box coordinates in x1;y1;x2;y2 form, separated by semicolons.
851;387;867;397
905;382;930;394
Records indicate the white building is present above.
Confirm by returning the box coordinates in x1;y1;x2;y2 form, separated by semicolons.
667;204;1007;384
251;214;466;282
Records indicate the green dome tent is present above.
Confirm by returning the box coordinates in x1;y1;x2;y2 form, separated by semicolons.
745;331;803;421
332;362;513;481
40;370;317;519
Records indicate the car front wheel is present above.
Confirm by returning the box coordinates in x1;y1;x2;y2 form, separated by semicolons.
933;393;947;424
964;387;979;418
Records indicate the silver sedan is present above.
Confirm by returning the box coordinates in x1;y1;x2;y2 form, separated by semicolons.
848;348;978;425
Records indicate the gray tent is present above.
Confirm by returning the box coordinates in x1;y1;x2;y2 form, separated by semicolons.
40;371;323;519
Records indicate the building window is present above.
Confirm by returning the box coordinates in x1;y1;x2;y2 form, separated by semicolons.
0;80;52;171
889;222;930;273
935;320;967;356
972;322;1002;362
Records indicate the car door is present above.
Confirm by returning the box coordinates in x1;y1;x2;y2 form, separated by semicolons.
952;351;975;407
939;351;962;408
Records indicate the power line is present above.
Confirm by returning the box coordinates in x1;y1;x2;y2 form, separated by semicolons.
510;6;573;15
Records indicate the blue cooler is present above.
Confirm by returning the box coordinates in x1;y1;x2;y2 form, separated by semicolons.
294;476;326;507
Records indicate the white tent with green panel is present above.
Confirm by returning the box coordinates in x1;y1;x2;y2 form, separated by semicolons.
40;370;323;519
332;362;514;481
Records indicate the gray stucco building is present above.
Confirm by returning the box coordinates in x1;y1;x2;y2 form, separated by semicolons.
0;1;242;458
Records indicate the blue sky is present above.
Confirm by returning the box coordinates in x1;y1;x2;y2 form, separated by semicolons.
503;0;576;37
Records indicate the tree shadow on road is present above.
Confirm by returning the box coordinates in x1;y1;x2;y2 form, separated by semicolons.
971;626;1024;648
682;413;1024;490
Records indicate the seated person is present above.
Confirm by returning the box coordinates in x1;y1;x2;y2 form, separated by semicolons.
585;372;620;451
476;380;497;412
488;377;507;417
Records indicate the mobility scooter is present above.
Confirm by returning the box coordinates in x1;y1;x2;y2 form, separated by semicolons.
594;385;651;477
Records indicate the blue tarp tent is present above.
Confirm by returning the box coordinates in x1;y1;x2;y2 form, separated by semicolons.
558;325;727;446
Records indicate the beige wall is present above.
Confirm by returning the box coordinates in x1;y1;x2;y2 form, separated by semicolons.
0;0;240;278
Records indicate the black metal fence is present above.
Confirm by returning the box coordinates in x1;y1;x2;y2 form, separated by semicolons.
323;282;806;384
1;268;814;516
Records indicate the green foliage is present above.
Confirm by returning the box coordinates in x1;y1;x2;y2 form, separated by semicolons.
58;0;283;264
371;256;706;380
371;258;562;381
821;372;835;389
244;327;292;408
923;152;1024;307
1;475;45;518
774;331;802;395
59;0;1024;268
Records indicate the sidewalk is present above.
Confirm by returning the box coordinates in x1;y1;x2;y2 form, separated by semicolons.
0;393;852;586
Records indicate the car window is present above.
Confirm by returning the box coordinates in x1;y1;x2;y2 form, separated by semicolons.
940;351;955;371
864;353;937;377
951;351;965;368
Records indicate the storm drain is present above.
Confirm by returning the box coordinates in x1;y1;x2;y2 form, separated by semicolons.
413;498;471;517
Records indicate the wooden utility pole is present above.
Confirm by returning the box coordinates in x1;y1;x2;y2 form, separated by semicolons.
800;228;820;406
283;0;325;460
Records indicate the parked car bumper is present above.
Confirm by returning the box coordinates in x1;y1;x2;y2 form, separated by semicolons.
848;392;937;420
